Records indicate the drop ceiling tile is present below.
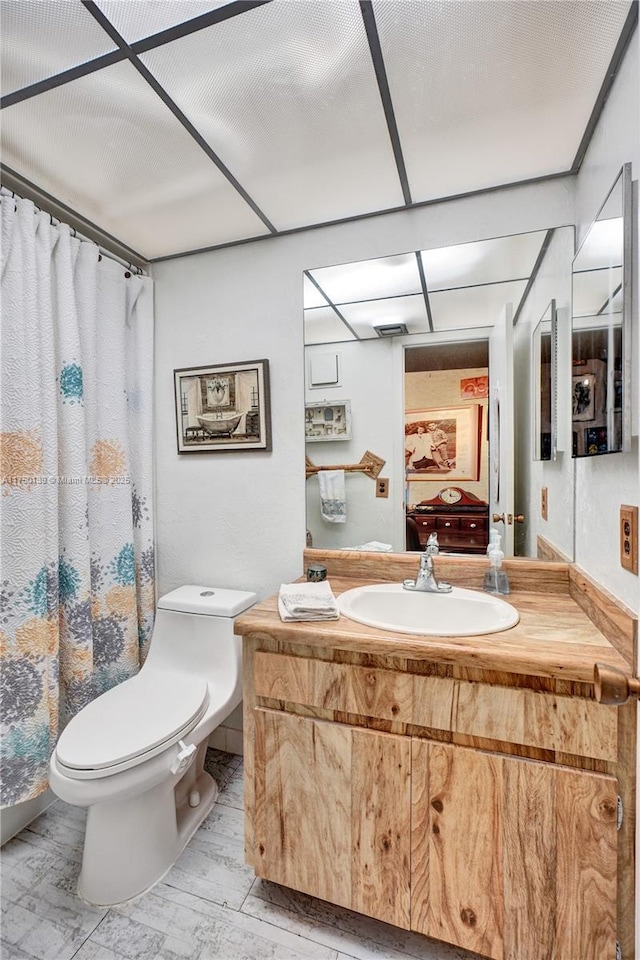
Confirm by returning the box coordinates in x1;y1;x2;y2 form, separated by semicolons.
421;232;546;291
430;280;528;331
304;307;356;345
374;0;632;200
94;0;230;44
1;0;118;97
339;294;430;338
0;60;269;258
309;253;421;304
141;0;405;231
572;266;622;317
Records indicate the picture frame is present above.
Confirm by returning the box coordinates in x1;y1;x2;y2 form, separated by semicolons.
405;404;482;482
305;400;352;441
572;373;595;421
584;426;608;455
174;359;271;454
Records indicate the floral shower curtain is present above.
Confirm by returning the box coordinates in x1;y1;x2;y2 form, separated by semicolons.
0;195;155;807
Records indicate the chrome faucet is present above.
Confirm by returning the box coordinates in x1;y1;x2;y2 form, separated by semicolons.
403;533;452;594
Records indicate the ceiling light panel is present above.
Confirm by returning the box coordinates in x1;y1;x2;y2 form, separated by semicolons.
94;0;230;44
430;281;528;331
304;275;329;309
339;294;430;339
1;0;118;97
140;1;405;230
421;231;546;291
304;307;357;345
373;0;632;199
309;254;421;304
0;60;269;258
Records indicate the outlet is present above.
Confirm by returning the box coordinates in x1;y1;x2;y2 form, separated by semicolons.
376;477;389;498
620;505;638;574
541;486;548;521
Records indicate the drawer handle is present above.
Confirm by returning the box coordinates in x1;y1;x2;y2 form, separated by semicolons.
469;523;477;529
444;522;451;527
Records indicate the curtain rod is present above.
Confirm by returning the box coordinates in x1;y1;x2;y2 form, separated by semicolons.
0;166;149;273
0;185;146;276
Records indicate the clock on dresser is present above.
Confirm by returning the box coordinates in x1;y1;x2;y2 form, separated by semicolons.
407;487;489;554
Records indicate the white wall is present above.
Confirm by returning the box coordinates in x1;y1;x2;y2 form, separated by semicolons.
153;178;574;600
305;338;398;551
513;227;575;560
573;32;639;613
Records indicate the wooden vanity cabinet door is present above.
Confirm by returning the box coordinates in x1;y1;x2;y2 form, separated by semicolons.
411;741;618;960
253;708;411;929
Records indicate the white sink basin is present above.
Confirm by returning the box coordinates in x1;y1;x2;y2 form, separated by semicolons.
337;583;519;637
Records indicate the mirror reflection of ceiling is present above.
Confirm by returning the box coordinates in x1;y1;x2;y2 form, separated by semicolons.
0;0;635;261
303;231;548;343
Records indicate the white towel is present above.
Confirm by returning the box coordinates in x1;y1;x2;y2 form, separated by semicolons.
278;581;340;621
318;469;346;523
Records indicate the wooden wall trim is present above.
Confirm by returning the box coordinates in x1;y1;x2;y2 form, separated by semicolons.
568;564;637;668
537;535;572;563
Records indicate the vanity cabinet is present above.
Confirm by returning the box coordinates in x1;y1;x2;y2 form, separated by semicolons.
245;646;627;960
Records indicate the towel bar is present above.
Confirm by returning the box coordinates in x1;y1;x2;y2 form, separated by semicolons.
305;450;385;480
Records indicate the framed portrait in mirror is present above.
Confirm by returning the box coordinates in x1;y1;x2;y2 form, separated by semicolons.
405;405;482;482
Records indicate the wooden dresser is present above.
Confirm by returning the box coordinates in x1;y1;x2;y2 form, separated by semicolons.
408;487;489;553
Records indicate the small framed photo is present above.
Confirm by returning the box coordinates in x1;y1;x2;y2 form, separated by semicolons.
305;401;352;441
174;359;271;454
584;426;608;455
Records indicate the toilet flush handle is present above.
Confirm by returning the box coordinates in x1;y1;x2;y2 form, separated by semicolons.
170;740;197;775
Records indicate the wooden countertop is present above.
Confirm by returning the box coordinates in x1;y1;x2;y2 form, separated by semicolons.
235;574;630;684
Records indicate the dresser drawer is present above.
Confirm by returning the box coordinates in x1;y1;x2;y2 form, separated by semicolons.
459;516;487;533
413;515;437;531
437;516;459;531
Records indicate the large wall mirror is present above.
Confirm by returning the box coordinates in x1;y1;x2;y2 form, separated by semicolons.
571;163;632;457
304;228;574;559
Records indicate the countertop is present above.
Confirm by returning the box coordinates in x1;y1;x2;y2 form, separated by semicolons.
235;573;630;684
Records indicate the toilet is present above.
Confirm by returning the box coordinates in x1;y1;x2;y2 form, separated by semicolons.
49;585;256;907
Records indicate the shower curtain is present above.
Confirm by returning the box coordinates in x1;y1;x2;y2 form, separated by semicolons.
0;195;155;807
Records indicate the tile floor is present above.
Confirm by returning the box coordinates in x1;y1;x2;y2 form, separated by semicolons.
1;751;482;960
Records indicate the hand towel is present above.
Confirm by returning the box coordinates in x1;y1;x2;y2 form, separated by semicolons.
318;469;346;523
278;581;340;621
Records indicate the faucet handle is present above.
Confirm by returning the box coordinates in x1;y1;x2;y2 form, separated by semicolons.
425;532;439;555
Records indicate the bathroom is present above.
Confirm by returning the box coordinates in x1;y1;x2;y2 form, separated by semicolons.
1;1;639;959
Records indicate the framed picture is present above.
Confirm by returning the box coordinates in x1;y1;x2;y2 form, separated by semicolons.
405;404;482;481
584;427;608;455
572;373;595;421
174;359;271;454
460;375;489;400
305;401;352;441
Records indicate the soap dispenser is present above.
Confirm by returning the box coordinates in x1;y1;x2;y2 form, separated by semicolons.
483;530;510;595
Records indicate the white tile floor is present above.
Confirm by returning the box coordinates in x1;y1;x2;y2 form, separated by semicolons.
1;751;482;960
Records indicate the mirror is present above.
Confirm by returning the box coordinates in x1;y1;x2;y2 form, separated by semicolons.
533;300;557;461
571;164;632;457
304;229;573;558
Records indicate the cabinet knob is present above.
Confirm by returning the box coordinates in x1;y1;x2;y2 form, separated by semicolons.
594;663;640;705
444;522;451;527
469;523;477;529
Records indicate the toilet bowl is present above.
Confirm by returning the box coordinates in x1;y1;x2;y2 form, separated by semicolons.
49;585;256;906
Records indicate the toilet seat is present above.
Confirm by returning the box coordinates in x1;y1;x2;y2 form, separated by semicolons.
56;670;209;780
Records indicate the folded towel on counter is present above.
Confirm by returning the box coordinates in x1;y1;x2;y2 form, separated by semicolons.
318;469;346;523
342;541;393;552
278;581;340;621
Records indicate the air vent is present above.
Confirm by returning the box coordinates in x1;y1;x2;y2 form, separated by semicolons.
373;323;409;337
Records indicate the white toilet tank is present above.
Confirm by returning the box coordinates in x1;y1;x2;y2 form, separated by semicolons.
144;586;257;688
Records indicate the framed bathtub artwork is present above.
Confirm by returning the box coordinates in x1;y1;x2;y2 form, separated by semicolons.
305;400;352;441
174;359;272;454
